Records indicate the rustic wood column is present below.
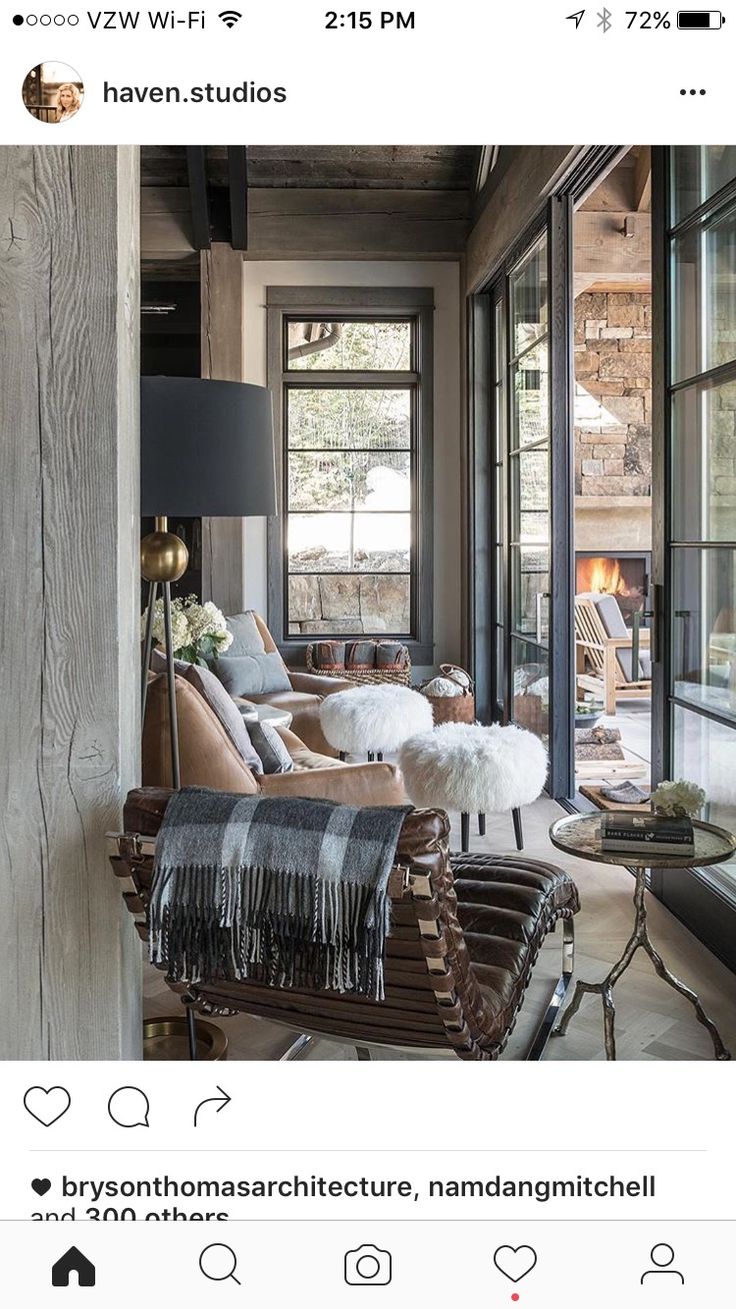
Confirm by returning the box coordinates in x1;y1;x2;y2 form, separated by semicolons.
0;146;141;1059
200;243;247;613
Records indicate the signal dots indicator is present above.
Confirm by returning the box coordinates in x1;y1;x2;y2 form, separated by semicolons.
679;86;707;92
12;12;80;23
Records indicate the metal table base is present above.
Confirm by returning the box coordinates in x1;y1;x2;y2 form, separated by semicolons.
552;868;731;1061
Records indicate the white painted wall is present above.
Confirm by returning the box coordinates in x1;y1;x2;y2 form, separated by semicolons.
242;260;463;676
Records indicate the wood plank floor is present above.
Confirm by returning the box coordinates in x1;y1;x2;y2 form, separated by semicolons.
143;793;736;1062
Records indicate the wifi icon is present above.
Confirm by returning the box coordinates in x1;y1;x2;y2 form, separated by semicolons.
219;9;242;26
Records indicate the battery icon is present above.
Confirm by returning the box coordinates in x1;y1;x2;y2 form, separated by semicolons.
677;10;724;26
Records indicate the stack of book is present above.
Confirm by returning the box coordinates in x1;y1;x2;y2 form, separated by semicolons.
601;812;695;857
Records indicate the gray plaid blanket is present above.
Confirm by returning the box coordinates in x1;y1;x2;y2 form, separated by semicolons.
148;787;411;1000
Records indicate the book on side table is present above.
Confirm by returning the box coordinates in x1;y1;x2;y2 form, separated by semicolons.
601;811;695;857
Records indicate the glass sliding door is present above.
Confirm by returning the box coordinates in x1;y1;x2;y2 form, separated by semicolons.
491;291;507;722
651;146;736;966
507;235;552;745
485;207;573;797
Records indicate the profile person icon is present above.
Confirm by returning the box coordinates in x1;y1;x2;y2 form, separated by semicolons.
640;1243;685;1285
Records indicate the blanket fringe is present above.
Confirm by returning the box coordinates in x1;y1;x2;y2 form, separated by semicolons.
149;863;392;1001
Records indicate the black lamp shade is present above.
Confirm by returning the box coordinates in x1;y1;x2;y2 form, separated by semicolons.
141;377;277;517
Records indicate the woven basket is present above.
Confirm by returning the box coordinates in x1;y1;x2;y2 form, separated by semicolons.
421;663;476;725
306;645;411;687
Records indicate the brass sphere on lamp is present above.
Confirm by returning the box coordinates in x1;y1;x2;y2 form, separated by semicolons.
140;518;189;584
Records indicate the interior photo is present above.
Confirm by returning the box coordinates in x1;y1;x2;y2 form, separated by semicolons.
2;143;735;1063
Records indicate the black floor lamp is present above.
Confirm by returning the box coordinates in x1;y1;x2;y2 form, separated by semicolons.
140;377;277;790
139;377;277;1060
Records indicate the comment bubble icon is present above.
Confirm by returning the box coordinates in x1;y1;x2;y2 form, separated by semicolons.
107;1086;150;1128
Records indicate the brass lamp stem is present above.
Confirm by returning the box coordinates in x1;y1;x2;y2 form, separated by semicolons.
140;513;187;791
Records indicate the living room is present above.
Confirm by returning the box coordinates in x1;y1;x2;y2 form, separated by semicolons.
2;143;735;1065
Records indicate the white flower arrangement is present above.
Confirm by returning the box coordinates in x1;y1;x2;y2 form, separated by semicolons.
142;594;233;666
651;779;706;820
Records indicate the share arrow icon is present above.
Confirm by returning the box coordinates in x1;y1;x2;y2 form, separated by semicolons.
193;1086;232;1127
567;9;585;26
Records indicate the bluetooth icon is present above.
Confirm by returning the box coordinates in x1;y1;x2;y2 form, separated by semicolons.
597;6;613;29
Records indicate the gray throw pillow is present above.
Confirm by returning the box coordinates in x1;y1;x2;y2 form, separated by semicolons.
151;648;263;774
247;720;294;774
150;648;190;677
214;651;292;697
226;611;267;656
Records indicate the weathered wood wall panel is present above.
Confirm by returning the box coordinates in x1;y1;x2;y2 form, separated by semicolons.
0;145;141;1059
200;244;247;614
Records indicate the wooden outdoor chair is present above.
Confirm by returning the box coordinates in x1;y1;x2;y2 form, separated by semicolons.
110;788;580;1062
575;593;651;715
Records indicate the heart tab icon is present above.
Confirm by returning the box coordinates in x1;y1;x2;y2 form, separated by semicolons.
31;1179;52;1196
493;1245;538;1283
23;1086;71;1127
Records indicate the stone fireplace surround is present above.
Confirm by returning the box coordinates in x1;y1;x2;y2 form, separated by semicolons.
574;290;652;558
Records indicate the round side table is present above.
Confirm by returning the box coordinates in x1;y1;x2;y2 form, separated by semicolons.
549;812;735;1061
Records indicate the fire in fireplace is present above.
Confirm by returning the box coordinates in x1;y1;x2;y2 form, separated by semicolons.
575;551;651;627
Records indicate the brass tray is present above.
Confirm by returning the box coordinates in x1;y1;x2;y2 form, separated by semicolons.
143;1017;228;1061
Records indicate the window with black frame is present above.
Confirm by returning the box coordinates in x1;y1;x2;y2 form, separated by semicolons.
266;290;434;659
658;146;736;952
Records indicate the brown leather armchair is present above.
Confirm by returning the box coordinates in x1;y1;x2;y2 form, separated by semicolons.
239;613;354;757
142;672;405;806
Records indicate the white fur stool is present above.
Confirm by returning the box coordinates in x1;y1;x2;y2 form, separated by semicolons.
319;684;434;761
399;721;548;852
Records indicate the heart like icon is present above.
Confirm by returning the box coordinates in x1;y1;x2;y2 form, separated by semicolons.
23;1086;71;1127
493;1245;538;1283
31;1179;51;1196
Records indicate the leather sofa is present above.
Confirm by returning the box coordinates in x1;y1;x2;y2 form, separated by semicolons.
142;670;405;806
236;613;355;757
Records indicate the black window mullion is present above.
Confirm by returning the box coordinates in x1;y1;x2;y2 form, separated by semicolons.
280;314;423;643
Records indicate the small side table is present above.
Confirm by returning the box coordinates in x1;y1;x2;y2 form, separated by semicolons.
549;812;735;1061
238;702;293;731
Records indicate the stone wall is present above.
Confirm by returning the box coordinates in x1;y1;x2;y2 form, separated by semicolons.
574;292;652;499
289;573;410;635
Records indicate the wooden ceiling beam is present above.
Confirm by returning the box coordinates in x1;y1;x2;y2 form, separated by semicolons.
632;147;652;212
227;146;248;251
141;186;471;261
185;145;211;250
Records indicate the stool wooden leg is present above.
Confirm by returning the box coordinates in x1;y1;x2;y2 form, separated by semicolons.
461;812;470;852
512;807;524;850
478;813;486;836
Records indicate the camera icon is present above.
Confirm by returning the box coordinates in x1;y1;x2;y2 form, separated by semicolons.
344;1244;392;1286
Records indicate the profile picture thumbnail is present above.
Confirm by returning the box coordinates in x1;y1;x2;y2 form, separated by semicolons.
22;62;84;124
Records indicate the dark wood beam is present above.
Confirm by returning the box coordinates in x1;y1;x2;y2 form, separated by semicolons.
632;147;652;212
245;188;470;259
185;146;211;250
227;146;248;251
142;186;471;260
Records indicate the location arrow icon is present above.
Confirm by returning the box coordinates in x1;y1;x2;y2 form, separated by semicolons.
567;10;585;27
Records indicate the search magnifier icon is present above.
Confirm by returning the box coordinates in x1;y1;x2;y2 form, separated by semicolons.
199;1243;241;1285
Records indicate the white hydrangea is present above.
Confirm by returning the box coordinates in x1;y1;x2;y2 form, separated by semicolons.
142;595;233;662
651;779;706;819
146;600;189;652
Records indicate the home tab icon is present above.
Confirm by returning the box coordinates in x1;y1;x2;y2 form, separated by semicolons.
51;1246;96;1287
